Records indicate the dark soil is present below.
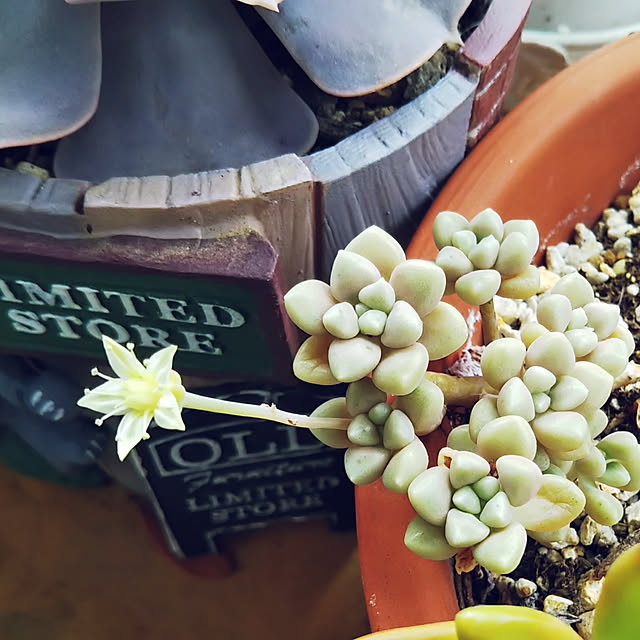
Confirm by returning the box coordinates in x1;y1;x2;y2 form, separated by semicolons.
455;194;640;637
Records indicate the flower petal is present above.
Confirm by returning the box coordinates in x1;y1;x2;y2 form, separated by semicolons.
153;392;186;431
115;411;153;460
77;379;127;414
145;344;178;385
103;335;147;379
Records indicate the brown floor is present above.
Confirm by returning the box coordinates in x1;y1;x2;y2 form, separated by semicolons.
0;469;370;640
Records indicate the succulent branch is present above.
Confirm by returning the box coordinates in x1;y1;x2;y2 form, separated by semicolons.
79;206;640;577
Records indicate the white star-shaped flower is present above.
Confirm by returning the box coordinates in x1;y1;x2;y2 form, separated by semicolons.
78;336;186;460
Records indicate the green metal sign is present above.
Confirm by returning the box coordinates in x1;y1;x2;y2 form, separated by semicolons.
0;255;285;378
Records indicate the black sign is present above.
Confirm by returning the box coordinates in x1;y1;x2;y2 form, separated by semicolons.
133;383;354;557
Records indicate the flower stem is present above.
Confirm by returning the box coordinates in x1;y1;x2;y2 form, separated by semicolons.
424;372;492;407
480;299;500;344
182;392;351;430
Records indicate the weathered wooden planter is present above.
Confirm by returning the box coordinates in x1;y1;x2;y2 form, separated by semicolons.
0;0;530;381
357;31;640;633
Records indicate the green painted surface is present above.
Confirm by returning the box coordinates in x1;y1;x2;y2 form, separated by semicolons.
0;256;277;377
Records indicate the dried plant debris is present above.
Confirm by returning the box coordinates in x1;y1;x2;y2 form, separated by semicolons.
461;183;640;639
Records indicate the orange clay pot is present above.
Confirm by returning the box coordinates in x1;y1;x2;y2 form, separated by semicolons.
356;31;640;633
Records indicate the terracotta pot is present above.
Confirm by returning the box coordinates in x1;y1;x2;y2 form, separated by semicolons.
357;31;640;633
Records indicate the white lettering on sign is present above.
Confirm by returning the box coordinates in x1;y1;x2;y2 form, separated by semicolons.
0;276;247;356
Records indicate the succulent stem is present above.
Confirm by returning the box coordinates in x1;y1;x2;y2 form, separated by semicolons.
480;299;500;344
424;372;491;407
182;392;351;430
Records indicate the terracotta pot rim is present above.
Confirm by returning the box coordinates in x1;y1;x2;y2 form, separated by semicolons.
358;30;640;634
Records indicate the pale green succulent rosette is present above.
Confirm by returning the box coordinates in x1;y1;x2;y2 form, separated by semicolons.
285;226;471;492
433;209;541;305
403;447;584;574
316;377;447;494
285;226;469;397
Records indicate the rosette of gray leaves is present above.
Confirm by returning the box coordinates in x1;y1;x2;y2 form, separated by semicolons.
1;0;472;182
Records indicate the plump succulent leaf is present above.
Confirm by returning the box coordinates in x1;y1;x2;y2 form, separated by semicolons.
309;398;352;448
345;378;387;416
344;445;391;485
404;516;458;562
382;437;429;494
498;265;541;300
418;302;468;361
433;211;470;249
471;522;527;575
408;466;453;526
293;335;338;385
330;250;381;303
480;338;526;391
496;455;543;507
455;605;581;640
328;336;382;383
382;410;415;450
455;270;501;306
345;226;406;280
476;415;537;461
359;278;396;313
372;343;429;396
496;377;535;421
445;509;490;548
322;301;360;339
525;332;576;377
512;475;585;532
393;378;445;435
348;414;381;446
550;272;595;309
390;260;446;318
381;301;424;349
285;279;336;335
591;543;640;640
578;477;624;526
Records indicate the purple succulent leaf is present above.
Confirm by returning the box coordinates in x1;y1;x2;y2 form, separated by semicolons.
259;0;472;97
54;0;318;182
0;0;101;148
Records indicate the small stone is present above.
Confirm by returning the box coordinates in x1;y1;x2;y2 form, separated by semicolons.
579;516;598;545
576;609;595;640
561;544;583;560
626;283;640;296
577;576;604;611
596;524;618;547
600;262;617;278
515;578;537;598
574;223;598;246
546;549;563;564
543;594;574;618
581;262;608;285
495;575;515;596
613;259;627;275
625;499;640;532
613;236;633;257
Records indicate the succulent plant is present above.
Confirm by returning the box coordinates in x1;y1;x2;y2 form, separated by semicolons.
2;0;474;182
79;208;640;577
